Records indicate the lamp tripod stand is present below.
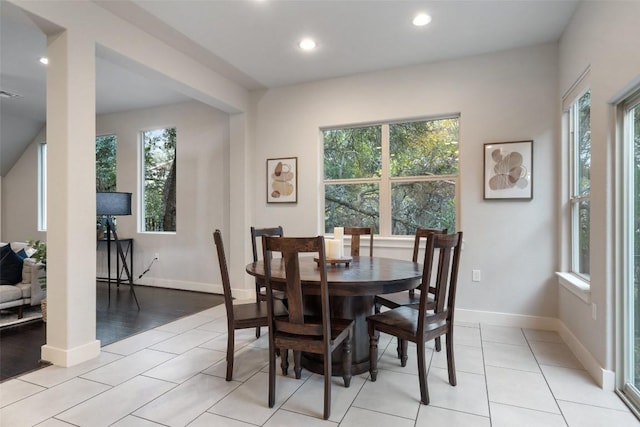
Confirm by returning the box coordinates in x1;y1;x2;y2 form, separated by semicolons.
97;191;139;310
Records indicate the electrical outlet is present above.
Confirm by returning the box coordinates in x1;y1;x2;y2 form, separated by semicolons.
592;303;597;320
472;270;481;282
154;252;160;261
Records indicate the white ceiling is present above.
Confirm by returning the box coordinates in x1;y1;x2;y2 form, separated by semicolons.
0;0;579;176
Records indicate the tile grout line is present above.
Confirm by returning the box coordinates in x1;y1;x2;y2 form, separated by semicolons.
522;327;570;426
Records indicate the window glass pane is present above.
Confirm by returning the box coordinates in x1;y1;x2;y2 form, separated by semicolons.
390;118;459;177
323;126;381;179
96;135;117;192
143;128;177;232
575;199;590;278
391;181;456;235
324;183;379;233
38;143;47;231
577;91;591;196
632;103;640;389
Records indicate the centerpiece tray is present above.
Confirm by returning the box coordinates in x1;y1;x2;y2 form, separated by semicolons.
314;256;353;267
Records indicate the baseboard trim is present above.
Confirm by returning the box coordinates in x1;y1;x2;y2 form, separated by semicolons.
557;321;615;391
455;308;559;330
135;277;253;301
41;340;101;367
456;308;614;390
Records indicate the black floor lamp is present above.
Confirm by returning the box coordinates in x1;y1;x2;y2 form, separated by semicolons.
97;192;139;309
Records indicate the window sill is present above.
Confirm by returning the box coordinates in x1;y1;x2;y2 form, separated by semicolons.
556;272;591;304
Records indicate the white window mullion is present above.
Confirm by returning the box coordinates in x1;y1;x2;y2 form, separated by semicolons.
379;124;391;236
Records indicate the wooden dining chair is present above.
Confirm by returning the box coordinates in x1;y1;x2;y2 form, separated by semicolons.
367;231;462;405
374;227;447;354
250;226;286;338
344;226;374;257
213;229;287;381
263;235;354;420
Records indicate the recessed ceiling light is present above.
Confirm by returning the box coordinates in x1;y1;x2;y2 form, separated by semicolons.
298;38;317;51
412;13;432;27
39;57;49;65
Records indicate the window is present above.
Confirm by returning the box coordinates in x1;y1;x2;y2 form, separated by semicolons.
39;136;118;231
567;90;591;279
323;117;459;235
96;135;117;192
620;88;640;411
37;143;47;231
141;127;177;232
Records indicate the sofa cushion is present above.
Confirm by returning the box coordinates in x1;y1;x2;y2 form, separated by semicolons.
15;282;31;299
0;285;22;303
0;244;23;285
22;258;35;284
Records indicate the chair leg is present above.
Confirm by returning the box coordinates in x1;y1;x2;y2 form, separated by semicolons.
400;339;409;367
269;339;276;408
293;350;302;379
417;337;430;405
226;329;235;381
17;305;24;319
446;332;457;386
396;337;401;359
369;327;379;381
435;336;441;352
256;326;261;339
342;328;352;387
280;348;289;376
374;301;381;314
323;348;332;420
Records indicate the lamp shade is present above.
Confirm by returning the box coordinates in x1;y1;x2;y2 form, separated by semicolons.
97;192;132;216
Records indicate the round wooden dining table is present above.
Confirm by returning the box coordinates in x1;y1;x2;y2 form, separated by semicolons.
246;256;422;375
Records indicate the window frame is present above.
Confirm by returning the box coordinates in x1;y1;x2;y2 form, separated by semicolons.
139;126;177;234
567;89;591;281
37;142;47;231
321;115;460;237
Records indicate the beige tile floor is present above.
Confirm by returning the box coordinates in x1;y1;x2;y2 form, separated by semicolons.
1;304;638;426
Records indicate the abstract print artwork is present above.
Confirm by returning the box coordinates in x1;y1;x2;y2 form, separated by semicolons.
267;157;298;203
483;141;533;200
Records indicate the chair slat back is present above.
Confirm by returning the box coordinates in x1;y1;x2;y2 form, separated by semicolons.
213;229;235;323
418;232;463;331
344;227;374;257
412;227;448;262
263;235;329;339
251;226;284;262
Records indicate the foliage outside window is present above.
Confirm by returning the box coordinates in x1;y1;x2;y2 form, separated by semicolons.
323;117;459;236
142;127;177;232
96;135;117;192
96;135;117;234
569;90;591;279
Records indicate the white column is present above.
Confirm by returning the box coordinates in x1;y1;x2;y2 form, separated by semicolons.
41;29;99;366
229;112;253;299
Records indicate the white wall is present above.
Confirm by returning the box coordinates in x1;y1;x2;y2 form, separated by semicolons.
3;101;231;293
97;101;230;292
250;43;559;319
1;126;46;243
558;1;640;380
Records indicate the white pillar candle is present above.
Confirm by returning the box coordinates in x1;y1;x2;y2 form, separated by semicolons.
333;227;344;258
325;239;340;259
333;227;344;240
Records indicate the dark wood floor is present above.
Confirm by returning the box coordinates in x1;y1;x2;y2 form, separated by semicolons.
0;281;224;382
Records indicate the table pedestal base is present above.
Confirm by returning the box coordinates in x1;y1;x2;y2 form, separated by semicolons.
301;294;374;376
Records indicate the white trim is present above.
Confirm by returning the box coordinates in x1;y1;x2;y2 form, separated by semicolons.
455;308;559;330
135;277;252;300
41;340;101;367
556;272;591;303
558;321;615;391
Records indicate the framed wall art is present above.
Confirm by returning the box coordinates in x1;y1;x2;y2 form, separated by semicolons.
483;140;533;200
267;157;298;203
